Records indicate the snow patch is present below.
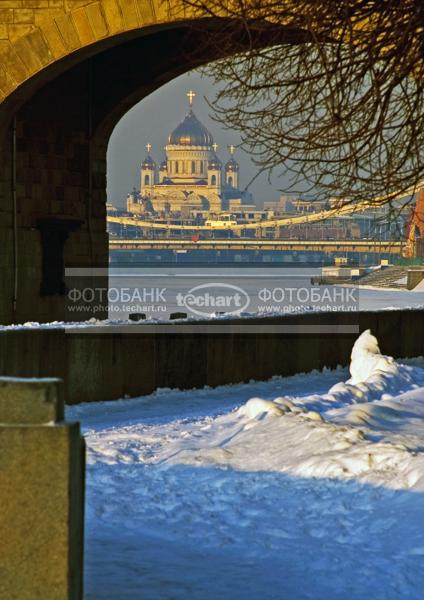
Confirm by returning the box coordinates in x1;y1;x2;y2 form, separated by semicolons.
239;398;285;419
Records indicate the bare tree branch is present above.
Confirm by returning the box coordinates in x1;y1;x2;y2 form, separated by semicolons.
176;0;424;212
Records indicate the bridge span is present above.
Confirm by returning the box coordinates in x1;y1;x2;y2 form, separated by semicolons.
110;238;404;255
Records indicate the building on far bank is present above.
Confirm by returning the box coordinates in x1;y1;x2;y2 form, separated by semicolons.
127;91;256;217
114;93;408;244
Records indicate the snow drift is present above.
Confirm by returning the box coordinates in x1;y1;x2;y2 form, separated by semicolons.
146;329;424;490
69;329;424;600
348;329;397;384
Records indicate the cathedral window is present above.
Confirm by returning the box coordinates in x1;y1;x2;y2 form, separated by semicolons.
211;175;217;186
175;162;179;174
228;176;233;187
144;174;150;185
191;160;196;174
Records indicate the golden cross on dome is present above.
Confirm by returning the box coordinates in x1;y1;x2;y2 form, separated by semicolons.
228;144;236;155
212;143;219;152
145;143;152;153
187;90;196;107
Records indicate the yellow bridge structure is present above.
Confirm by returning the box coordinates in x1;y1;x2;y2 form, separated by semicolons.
108;183;424;258
107;193;401;233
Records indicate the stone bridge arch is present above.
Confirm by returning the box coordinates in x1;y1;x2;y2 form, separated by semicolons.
0;1;302;324
0;1;183;110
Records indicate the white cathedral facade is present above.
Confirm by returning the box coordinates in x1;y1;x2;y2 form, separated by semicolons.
127;91;253;216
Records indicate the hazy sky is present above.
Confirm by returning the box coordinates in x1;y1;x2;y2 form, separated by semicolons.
106;70;285;209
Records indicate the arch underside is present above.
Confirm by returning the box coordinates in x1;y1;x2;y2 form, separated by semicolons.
0;4;305;323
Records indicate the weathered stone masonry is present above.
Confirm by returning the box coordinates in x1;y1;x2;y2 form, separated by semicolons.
0;1;184;323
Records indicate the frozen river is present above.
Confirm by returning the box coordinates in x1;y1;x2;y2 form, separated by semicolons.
66;265;424;321
0;267;422;329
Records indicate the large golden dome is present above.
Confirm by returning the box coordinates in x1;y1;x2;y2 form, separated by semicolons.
168;110;214;147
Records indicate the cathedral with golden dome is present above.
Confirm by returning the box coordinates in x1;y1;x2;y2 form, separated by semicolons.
127;91;255;217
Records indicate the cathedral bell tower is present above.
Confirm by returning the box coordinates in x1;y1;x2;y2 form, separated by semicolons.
224;144;239;189
208;143;222;190
140;143;156;197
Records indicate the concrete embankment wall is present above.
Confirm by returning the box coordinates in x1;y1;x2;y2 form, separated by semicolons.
0;310;422;404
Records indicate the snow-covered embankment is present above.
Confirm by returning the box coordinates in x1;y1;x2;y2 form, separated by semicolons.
70;330;424;600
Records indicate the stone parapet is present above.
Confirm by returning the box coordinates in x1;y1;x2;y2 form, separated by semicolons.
0;377;85;599
0;309;422;405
